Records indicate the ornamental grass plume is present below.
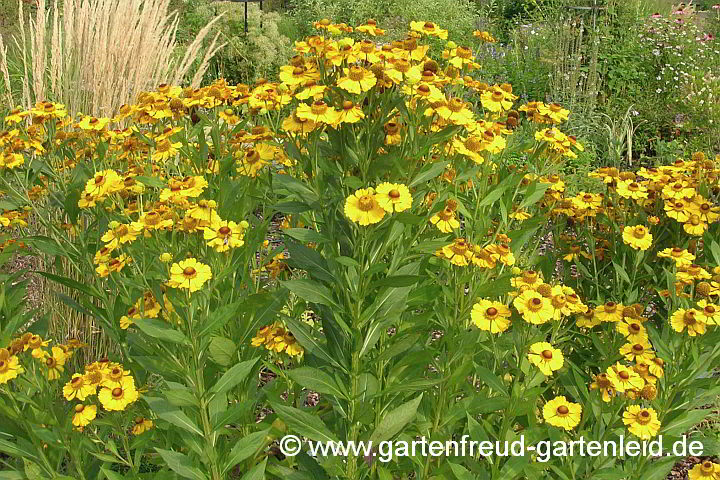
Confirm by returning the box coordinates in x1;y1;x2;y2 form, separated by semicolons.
1;0;225;116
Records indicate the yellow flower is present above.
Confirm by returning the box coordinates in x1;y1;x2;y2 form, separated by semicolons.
528;342;564;376
684;215;708;236
594;301;624;322
437;238;474;266
80;170;123;204
337;66;377;94
470;300;512;333
44;346;67;380
513;290;554;324
543;396;582;431
430;205;459;233
0;355;23;384
336;101;365;124
152;138;182;162
606;362;645;392
76;115;110;131
589;372;616;402
616;179;648;200
409;21;448;39
657;247;695;267
167;258;212;292
160;253;173;263
132;417;154;435
481;87;515;112
670;308;707;336
356;19;385;36
696;300;720;325
688;461;720;480
296;101;340;125
98;376;139;411
344;188;386;225
622;225;652;250
101;221;142;248
616;319;648;343
620;340;656;363
623;405;661;440
72;404;97;428
63;373;96;401
203;219;249;252
374;183;412;213
435;98;474;126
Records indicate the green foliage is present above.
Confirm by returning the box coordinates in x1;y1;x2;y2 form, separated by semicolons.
287;0;481;41
173;0;292;83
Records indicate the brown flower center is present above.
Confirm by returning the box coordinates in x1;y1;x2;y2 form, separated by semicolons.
348;66;366;82
542;350;553;360
112;387;123;398
633;226;647;239
619;371;630;380
556;405;569;415
75;404;85;413
183;267;197;277
486;307;498;317
358;195;376;212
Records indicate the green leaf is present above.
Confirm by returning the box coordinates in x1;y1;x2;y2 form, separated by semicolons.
662;409;710;436
287;367;347;399
0;473;25;480
135;175;166;188
134;318;190;345
100;467;128;480
208;337;237;366
198;302;241;337
370;394;423;443
519;182;550;210
240;458;267;480
36;270;102;299
223;431;269;475
282;279;337;307
155;409;204;437
448;462;475;480
409;160;449;188
475;365;509;397
156;449;208;480
284;317;346;372
285;242;334;283
370;275;422;289
271;404;339;443
283;228;328;244
211;358;259;395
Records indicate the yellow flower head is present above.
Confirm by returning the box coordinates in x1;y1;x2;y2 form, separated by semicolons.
344;188;386;225
337;66;377;94
513;290;554;325
623;405;661;440
167;258;212;292
0;355;24;385
203;219;249;252
528;342;564;376
543;396;582;431
72;404;97;428
470;300;511;333
63;373;97;401
374;183;412;213
132;417;155;435
606;362;645;392
688;461;720;480
98;376;139;411
670;308;707;336
622;225;652;250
